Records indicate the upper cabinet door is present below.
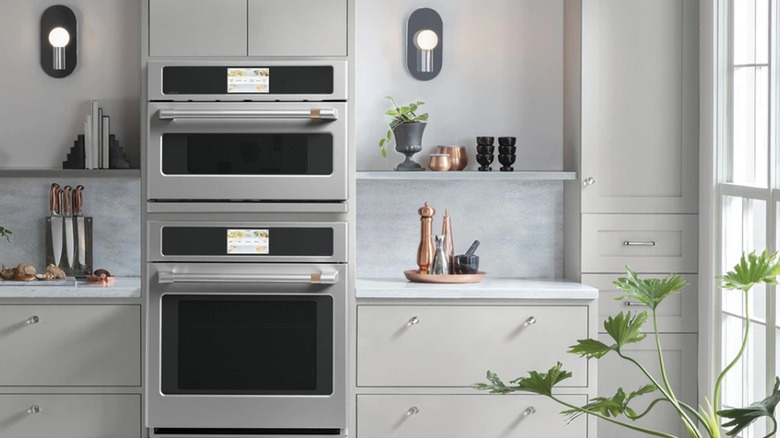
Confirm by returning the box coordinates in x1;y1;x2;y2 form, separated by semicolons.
248;0;347;57
581;0;698;213
149;0;247;57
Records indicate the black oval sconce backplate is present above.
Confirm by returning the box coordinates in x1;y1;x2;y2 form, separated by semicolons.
406;8;443;81
41;5;77;78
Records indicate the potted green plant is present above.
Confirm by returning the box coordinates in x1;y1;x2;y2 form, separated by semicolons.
378;96;429;171
475;250;780;438
0;226;11;242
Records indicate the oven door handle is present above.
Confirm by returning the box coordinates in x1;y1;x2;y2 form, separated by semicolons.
157;271;338;285
157;108;338;121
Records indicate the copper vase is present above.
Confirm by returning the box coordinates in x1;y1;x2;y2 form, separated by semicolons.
435;146;468;170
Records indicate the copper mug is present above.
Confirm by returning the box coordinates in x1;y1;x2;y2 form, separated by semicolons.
435;146;468;170
428;153;451;171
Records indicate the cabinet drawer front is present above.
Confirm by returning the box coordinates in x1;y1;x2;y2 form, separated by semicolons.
358;305;588;387
358;394;587;438
581;214;698;273
149;0;247;56
583;274;698;333
249;0;347;56
0;394;140;438
0;305;140;386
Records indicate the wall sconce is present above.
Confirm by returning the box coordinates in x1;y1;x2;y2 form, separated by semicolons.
406;8;443;81
41;5;77;78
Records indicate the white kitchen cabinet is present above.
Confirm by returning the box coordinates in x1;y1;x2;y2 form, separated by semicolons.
0;305;140;386
581;214;699;274
248;0;347;57
148;0;348;58
596;334;697;438
583;274;698;333
0;394;141;438
357;394;588;438
357;305;589;387
149;0;247;57
580;0;698;214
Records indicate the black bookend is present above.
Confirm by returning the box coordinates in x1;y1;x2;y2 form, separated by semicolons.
108;135;131;169
62;134;86;169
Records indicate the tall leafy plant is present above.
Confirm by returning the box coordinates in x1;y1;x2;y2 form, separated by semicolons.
377;96;428;158
475;250;780;438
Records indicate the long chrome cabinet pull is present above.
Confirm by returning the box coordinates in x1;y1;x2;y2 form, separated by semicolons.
623;241;656;247
157;108;338;121
157;271;338;285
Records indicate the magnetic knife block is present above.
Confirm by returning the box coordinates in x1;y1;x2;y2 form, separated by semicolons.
45;217;93;278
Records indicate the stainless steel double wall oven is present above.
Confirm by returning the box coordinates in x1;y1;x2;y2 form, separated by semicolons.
145;61;349;438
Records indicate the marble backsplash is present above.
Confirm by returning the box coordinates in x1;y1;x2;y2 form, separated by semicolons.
0;176;140;276
357;179;564;279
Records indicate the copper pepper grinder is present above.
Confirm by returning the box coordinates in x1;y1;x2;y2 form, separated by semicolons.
442;209;454;273
417;202;436;274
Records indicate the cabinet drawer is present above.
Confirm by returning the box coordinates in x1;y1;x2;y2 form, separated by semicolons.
357;394;587;438
0;305;140;386
0;394;140;438
149;0;247;56
357;305;588;387
248;0;347;56
583;274;697;333
581;214;698;273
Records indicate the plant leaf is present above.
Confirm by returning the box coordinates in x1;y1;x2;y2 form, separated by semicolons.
379;138;386;147
472;362;572;397
568;338;613;359
417;113;429;121
562;384;657;421
603;311;648;352
718;377;780;436
613;266;687;310
718;250;780;292
381;148;387;158
385;109;399;116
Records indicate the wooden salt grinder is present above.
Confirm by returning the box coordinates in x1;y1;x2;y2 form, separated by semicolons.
417;202;436;274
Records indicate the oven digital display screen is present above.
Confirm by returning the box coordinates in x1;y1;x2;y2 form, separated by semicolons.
227;229;269;254
226;68;270;93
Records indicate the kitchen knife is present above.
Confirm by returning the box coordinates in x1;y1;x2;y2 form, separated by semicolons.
49;183;62;267
62;185;74;269
74;185;86;267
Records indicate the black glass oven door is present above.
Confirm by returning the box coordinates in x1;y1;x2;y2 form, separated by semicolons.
161;295;333;395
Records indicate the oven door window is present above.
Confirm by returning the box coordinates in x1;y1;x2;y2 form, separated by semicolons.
161;295;333;395
161;134;333;175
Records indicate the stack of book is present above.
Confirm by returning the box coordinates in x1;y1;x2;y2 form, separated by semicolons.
83;100;111;169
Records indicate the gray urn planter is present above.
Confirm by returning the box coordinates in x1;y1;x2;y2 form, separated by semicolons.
393;122;426;171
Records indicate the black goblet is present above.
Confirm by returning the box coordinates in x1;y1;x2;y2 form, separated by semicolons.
498;153;516;171
476;136;495;146
498;145;516;155
476;153;494;171
498;136;516;147
476;144;495;154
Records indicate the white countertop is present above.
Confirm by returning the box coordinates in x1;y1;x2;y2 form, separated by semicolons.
0;277;141;298
356;277;598;300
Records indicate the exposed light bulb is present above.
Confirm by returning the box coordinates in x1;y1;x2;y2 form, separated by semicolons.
414;30;439;51
48;27;70;48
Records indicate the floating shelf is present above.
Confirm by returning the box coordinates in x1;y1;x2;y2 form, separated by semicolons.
0;169;140;178
357;170;577;181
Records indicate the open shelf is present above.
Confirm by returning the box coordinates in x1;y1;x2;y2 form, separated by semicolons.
0;169;140;178
357;170;577;181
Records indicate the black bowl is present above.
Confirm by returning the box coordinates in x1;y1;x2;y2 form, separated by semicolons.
498;137;517;146
454;254;479;274
498;154;516;166
476;144;495;154
498;145;517;155
476;153;494;165
476;136;495;146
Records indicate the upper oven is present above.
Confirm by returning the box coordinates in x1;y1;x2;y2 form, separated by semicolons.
146;61;348;202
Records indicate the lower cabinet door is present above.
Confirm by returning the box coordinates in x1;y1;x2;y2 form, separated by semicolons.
0;394;140;438
358;394;588;438
597;334;697;438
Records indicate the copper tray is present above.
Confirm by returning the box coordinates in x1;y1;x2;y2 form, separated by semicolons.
403;270;486;284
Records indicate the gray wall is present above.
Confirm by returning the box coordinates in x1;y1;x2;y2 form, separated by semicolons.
356;0;564;171
0;177;140;276
0;0;140;168
357;180;564;278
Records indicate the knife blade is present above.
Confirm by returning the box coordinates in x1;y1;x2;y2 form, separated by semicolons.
49;183;62;267
62;185;74;269
74;185;86;267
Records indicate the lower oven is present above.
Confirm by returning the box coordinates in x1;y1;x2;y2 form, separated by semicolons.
146;215;347;437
